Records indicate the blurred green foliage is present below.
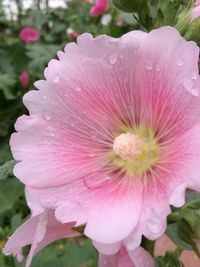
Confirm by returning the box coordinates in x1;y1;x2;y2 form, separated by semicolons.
0;0;135;266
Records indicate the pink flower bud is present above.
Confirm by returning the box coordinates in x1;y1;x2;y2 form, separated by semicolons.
67;28;78;39
19;71;29;88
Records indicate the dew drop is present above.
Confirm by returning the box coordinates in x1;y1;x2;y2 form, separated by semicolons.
192;74;197;80
155;64;161;72
90;130;97;139
49;132;55;137
146;60;153;71
75;85;81;91
42;95;47;100
88;151;96;157
109;53;118;64
44;112;52;121
43;138;48;144
191;86;199;96
177;59;184;66
27;201;32;207
70;121;76;127
53;76;60;83
146;221;160;234
2;251;11;256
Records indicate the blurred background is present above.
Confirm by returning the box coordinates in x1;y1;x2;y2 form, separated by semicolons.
1;1;200;266
0;1;136;266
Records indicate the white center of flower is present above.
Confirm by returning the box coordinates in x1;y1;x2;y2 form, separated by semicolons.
113;133;144;161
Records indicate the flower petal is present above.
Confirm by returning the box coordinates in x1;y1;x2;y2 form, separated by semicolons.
3;210;79;267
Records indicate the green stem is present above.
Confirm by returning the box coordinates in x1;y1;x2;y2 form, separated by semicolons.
142;237;155;256
167;212;179;224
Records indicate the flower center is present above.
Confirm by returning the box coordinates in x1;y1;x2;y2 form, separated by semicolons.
112;126;160;176
113;133;144;160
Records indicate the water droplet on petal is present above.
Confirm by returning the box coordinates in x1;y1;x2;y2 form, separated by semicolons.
147;221;160;234
42;95;47;100
49;132;55;137
53;76;60;83
191;86;199;96
109;53;118;64
146;60;153;71
192;74;197;80
90;130;97;139
75;85;81;91
177;59;184;66
155;64;161;72
88;151;96;157
44;112;52;121
70;121;76;127
27;201;32;207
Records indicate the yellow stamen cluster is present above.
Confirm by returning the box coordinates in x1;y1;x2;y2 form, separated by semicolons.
112;126;160;176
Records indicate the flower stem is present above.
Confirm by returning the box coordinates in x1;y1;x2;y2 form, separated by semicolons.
141;236;155;256
167;212;179;224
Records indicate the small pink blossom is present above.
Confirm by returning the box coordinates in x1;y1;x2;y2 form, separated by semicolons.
19;71;29;88
5;26;200;261
191;0;200;21
19;27;40;43
90;0;108;16
3;210;79;267
67;27;78;39
98;246;155;267
116;17;125;27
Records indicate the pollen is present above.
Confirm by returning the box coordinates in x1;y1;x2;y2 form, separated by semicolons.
113;133;144;161
112;126;161;176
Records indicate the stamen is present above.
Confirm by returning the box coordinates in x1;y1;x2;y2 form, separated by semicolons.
113;133;144;161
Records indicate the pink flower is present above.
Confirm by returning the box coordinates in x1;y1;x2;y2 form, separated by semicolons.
90;0;108;16
19;71;29;88
7;26;200;258
3;210;79;267
191;0;200;21
116;17;125;27
98;246;155;267
67;27;78;39
19;27;40;43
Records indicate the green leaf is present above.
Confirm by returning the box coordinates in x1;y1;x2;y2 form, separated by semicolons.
0;178;24;214
155;247;185;267
0;74;16;100
31;238;98;267
166;223;192;250
26;43;60;74
112;0;141;13
186;191;200;202
159;0;186;25
0;160;16;180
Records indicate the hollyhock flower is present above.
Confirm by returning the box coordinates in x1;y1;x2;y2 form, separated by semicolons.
190;0;200;21
7;26;200;259
98;246;155;267
19;71;29;88
67;27;78;39
90;0;108;16
19;27;40;43
3;210;79;267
